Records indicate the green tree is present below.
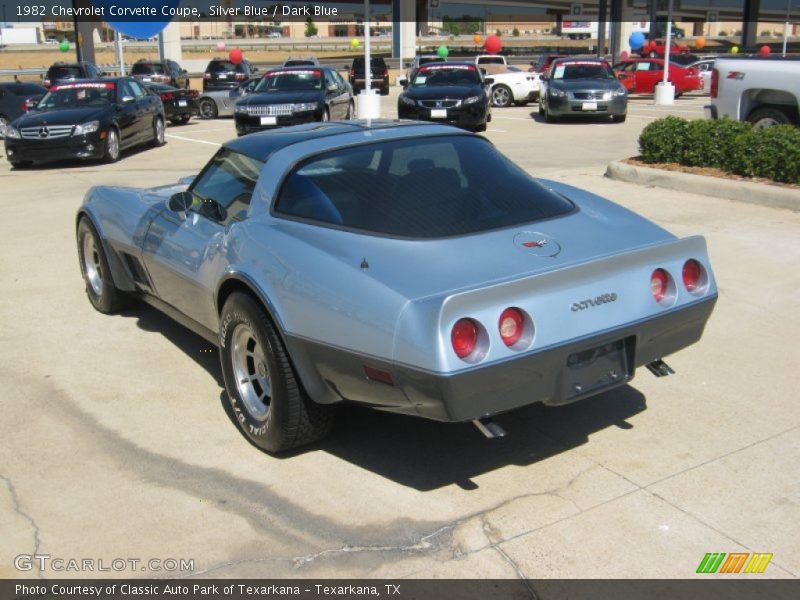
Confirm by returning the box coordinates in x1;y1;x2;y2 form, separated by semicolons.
512;27;520;37
304;17;318;38
495;29;502;37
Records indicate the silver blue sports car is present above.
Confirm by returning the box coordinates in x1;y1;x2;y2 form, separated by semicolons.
76;121;717;452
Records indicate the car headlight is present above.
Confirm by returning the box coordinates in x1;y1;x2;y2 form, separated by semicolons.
614;87;627;96
234;105;247;114
602;92;612;101
292;102;318;112
399;95;416;106
549;88;566;98
5;126;21;139
73;121;99;136
463;95;482;105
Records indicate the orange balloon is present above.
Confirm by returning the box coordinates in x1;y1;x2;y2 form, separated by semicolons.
473;34;482;45
695;36;706;50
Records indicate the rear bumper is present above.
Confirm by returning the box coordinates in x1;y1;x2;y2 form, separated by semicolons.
289;295;717;423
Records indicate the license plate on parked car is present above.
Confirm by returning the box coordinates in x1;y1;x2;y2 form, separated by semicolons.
260;116;277;125
582;101;598;111
178;100;187;107
562;338;631;402
430;109;447;119
218;74;227;80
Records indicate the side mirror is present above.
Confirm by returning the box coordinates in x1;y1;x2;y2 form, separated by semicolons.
251;66;259;73
180;69;188;75
167;191;193;218
120;95;135;104
98;71;107;77
343;64;350;70
327;83;338;92
399;78;408;87
540;74;548;82
484;77;494;85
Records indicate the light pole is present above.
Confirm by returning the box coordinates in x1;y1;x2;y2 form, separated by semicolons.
654;0;676;105
783;0;793;57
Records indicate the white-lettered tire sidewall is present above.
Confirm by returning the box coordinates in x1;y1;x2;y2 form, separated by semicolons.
220;294;293;452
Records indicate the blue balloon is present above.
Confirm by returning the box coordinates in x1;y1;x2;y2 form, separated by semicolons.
91;1;178;39
629;31;645;50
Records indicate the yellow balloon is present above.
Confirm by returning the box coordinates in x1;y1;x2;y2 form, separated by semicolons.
351;38;359;49
731;45;739;54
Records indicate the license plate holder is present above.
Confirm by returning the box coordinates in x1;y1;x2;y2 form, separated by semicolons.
582;101;598;111
218;74;227;80
260;116;277;125
178;99;188;107
430;108;447;119
562;338;631;401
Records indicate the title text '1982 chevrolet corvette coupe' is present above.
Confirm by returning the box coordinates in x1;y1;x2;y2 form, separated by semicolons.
77;121;717;452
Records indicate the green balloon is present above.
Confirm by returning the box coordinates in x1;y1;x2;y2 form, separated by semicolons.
437;45;449;58
59;40;70;53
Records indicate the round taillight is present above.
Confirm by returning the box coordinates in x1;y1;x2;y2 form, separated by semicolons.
498;308;524;347
451;319;478;359
651;269;669;303
682;259;702;292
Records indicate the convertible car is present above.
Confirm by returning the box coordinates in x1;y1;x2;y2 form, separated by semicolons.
76;121;717;452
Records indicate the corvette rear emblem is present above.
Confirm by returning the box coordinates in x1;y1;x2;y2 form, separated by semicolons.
522;239;547;248
513;232;561;257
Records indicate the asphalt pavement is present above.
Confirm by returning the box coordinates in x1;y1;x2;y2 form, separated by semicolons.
1;90;798;580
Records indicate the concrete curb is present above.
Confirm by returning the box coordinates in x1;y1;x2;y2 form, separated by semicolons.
605;160;800;212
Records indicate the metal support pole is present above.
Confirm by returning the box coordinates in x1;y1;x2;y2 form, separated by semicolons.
115;31;124;76
663;0;673;85
783;1;793;57
365;0;372;93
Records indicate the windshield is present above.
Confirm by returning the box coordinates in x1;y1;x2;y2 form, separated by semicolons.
275;135;574;238
36;82;115;110
132;63;165;75
208;60;245;73
284;60;316;67
412;65;481;87
255;70;322;92
551;63;615;80
47;66;82;80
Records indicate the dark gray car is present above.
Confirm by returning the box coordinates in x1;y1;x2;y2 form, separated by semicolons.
0;81;47;138
539;59;628;123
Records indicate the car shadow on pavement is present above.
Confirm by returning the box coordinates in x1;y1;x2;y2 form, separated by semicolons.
529;112;623;125
127;302;647;492
313;386;646;491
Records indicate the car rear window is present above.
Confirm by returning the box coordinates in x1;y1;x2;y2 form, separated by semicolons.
284;60;316;67
47;66;83;79
132;63;166;75
275;136;574;238
412;64;481;87
418;57;440;66
208;61;241;73
2;83;46;96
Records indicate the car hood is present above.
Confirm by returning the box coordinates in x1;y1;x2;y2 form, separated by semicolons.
404;85;483;100
269;179;674;301
237;90;322;105
17;106;109;127
549;79;622;92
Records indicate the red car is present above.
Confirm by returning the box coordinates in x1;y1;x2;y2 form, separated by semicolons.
613;59;702;95
529;53;566;73
640;38;691;58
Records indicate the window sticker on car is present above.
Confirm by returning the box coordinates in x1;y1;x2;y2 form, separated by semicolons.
420;65;475;72
414;76;427;84
51;82;115;91
553;65;566;79
636;62;651;71
273;70;321;77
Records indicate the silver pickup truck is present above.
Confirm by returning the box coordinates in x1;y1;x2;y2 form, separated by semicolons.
706;56;800;127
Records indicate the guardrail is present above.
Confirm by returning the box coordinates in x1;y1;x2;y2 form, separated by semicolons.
0;64;133;79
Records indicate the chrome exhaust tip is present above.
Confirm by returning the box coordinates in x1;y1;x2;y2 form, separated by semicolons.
472;417;507;439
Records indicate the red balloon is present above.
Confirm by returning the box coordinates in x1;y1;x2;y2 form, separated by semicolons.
484;35;502;55
759;45;771;56
648;40;657;51
229;48;243;65
620;50;629;60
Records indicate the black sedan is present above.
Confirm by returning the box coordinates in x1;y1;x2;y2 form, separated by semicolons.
397;62;492;132
234;67;353;136
4;78;165;168
1;81;48;138
144;83;198;125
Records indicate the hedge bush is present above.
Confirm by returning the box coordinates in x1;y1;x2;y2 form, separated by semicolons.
639;117;800;184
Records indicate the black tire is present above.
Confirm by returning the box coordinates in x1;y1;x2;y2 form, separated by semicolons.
474;122;487;132
346;101;355;120
321;107;330;122
747;106;792;128
491;84;513;108
198;98;218;120
219;292;334;452
150;116;166;147
170;115;191;126
10;160;33;169
538;103;545;116
76;217;132;314
612;114;627;123
545;108;557;123
103;127;120;163
381;86;390;96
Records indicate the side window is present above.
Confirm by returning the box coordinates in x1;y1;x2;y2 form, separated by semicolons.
119;81;135;100
189;149;264;224
331;70;345;87
128;80;146;98
324;71;336;89
636;62;651;71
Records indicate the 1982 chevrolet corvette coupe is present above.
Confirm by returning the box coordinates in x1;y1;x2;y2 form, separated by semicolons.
76;121;717;452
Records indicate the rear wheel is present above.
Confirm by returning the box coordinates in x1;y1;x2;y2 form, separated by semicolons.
76;217;131;314
103;128;120;163
612;113;627;123
150;116;166;147
545;107;558;123
491;85;513;108
198;98;218;119
219;292;334;452
748;106;792;128
346;101;355;119
170;114;191;125
321;107;330;122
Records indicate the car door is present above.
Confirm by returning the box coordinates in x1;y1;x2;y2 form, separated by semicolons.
141;148;264;329
115;80;140;146
127;79;153;142
632;61;656;93
324;69;346;119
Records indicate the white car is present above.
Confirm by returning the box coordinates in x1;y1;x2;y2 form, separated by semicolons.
475;55;540;107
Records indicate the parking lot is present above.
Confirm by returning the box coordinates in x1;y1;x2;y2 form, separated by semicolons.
1;89;798;580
